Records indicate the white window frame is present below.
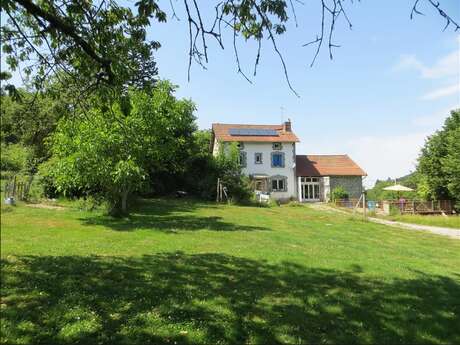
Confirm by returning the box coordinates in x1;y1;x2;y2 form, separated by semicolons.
271;175;287;192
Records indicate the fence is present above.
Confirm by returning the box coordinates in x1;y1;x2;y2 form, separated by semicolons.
334;198;453;215
3;175;35;201
334;198;363;209
382;199;453;215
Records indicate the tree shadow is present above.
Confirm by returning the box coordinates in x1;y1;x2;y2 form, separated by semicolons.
2;253;459;344
80;198;270;232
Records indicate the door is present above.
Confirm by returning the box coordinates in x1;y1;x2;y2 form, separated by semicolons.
300;177;320;201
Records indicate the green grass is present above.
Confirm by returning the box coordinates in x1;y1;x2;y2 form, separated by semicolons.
2;198;460;344
382;213;460;229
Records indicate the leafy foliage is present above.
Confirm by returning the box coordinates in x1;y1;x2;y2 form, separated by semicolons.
418;109;460;209
1;0;160;104
1;87;68;168
0;143;33;172
47;81;196;214
331;186;349;201
216;143;253;203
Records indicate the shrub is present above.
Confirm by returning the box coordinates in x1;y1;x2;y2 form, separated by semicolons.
331;186;349;201
0;143;32;172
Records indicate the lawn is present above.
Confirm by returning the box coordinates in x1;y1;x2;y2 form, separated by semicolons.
1;198;460;344
382;213;460;229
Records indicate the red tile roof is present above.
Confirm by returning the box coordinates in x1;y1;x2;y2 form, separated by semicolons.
296;155;366;176
212;123;300;142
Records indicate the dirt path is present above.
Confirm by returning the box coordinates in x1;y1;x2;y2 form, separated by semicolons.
309;203;460;240
25;203;66;210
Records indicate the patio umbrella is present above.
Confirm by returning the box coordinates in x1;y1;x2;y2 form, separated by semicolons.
383;184;414;201
383;184;414;192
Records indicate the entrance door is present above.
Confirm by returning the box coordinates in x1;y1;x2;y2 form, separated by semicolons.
300;177;320;201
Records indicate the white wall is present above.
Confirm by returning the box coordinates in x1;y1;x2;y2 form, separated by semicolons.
241;142;297;200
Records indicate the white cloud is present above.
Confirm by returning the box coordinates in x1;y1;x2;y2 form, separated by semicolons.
396;48;459;79
421;82;460;100
395;42;460;101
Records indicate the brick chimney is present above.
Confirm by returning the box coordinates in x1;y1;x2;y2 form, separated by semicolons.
283;119;292;132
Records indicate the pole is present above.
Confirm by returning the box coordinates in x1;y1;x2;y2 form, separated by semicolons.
216;178;220;202
363;191;366;220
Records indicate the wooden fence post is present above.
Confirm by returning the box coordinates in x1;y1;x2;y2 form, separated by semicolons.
363;192;366;220
12;176;17;198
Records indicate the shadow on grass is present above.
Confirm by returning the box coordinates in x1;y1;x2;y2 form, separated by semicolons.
81;198;270;232
2;253;459;344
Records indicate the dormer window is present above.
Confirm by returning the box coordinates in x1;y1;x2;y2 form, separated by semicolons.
272;142;282;150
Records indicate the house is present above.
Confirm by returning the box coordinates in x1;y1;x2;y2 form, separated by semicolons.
211;121;366;202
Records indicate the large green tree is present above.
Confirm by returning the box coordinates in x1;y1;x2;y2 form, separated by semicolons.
417;109;460;209
48;81;196;214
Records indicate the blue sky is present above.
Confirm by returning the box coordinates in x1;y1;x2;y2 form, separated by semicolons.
150;0;459;187
2;1;459;187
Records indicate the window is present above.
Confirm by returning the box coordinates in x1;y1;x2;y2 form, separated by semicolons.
272;142;282;150
237;142;244;150
271;152;284;167
271;176;286;192
238;151;247;167
255;152;263;164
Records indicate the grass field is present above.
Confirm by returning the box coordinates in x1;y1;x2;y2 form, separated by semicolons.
1;198;460;344
382;213;460;229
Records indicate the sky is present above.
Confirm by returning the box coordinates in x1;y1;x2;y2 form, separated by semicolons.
2;0;459;188
149;0;460;187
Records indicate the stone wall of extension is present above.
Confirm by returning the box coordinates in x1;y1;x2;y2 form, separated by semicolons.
328;176;363;199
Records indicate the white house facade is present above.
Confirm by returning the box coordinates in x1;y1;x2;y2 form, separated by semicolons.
211;121;366;202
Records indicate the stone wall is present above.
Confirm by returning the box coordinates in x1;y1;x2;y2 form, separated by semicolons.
329;176;363;199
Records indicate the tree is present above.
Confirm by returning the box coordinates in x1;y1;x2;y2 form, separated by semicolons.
1;0;161;107
417;109;460;209
1;86;70;171
47;81;196;214
215;142;252;202
2;0;458;98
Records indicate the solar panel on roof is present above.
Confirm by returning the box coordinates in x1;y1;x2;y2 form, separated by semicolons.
229;128;278;136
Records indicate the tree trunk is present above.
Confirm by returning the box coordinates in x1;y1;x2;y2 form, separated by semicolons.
121;188;129;214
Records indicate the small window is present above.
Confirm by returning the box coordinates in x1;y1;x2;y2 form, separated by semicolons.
271;152;284;167
271;177;286;192
239;151;247;167
237;142;244;150
255;152;263;164
312;177;319;182
272;142;282;150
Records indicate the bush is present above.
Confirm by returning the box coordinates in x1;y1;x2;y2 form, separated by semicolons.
331;186;349;201
0;143;32;172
